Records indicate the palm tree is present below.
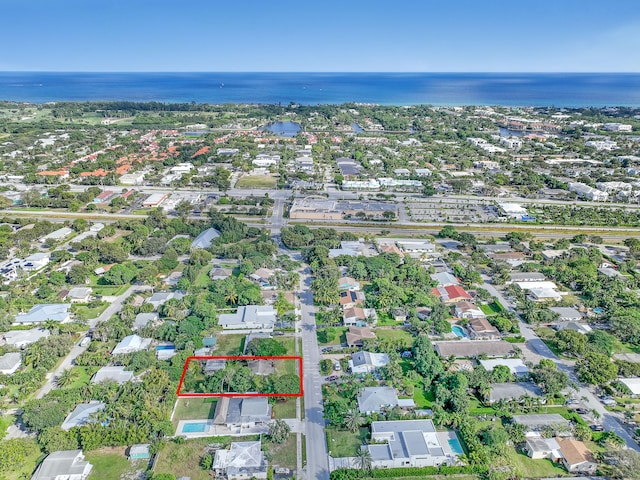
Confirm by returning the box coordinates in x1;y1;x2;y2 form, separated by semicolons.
56;368;77;388
353;445;372;472
344;408;364;433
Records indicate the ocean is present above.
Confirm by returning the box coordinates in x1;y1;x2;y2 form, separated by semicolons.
0;72;639;107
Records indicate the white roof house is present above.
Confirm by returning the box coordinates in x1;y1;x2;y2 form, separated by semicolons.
479;359;529;376
549;307;583;322
2;328;50;348
555;321;592;335
213;441;268;480
31;450;93;480
218;305;276;334
92;366;134;385
111;335;152;355
349;352;389;374
367;420;458;469
191;228;220;250
61;402;106;431
145;291;185;309
133;312;159;330
67;287;92;303
620;378;640;396
14;304;71;325
0;352;22;374
41;227;73;243
356;387;415;414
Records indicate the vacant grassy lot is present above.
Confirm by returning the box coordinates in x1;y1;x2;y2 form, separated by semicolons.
273;398;297;419
265;434;297;470
326;427;369;457
375;329;414;348
214;334;245;355
235;175;277;189
317;327;347;345
173;398;217;425
86;447;144;480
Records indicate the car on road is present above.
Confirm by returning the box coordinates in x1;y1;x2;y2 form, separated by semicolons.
325;375;339;382
79;336;91;347
590;424;604;431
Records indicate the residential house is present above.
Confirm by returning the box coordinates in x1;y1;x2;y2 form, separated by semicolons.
111;335;152;355
467;317;500;340
528;288;563;302
133;312;159;330
479;359;529;376
31;450;93;480
454;301;485;319
145;291;185;309
204;359;227;374
0;352;22;374
339;290;365;308
557;439;597;474
41;227;73;243
249;268;275;286
91;366;134;385
345;326;376;347
548;307;583;322
488;252;527;267
508;272;546;283
432;285;472;303
512;414;570;436
349;351;389;374
218;305;277;334
14;304;71;325
213;397;272;429
488;382;544;404
2;328;50;348
366;420;458;468
555;321;593;335
21;252;50;271
524;436;562;461
61;402;106;431
434;341;514;358
343;306;377;327
66;287;92;303
357;386;415;414
213;441;268;480
620;378;640;396
248;359;276;376
431;272;460;287
210;267;233;281
338;276;360;291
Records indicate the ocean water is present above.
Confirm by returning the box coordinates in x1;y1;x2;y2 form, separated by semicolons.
0;72;639;106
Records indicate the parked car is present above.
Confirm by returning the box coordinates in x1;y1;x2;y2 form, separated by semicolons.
326;375;339;382
333;362;341;371
590;424;604;431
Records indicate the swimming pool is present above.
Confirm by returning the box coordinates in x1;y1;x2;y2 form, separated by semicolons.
448;438;464;455
156;345;175;351
182;422;208;433
451;325;467;338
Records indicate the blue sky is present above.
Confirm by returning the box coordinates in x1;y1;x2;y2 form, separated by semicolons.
1;0;639;72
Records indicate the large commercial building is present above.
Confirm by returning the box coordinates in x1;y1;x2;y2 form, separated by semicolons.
289;198;397;221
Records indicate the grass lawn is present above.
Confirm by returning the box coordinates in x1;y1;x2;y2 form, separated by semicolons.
375;311;402;326
480;301;504;315
412;387;434;409
91;284;130;296
509;449;568;478
214;334;245;355
194;265;212;288
66;366;96;389
375;329;414;348
265;434;297;470
0;414;15;440
326;428;369;457
155;436;257;480
273;398;297;419
317;327;347;345
172;398;217;424
275;357;298;376
235;175;277;189
3;439;42;480
86;447;143;479
73;304;109;321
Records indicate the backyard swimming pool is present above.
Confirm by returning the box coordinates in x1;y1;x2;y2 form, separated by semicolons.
181;422;208;433
451;325;467;338
448;438;464;455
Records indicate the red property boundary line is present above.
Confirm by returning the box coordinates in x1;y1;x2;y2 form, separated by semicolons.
176;355;304;397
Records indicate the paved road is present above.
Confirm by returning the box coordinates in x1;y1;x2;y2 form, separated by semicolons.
299;276;330;480
34;285;152;399
481;277;640;451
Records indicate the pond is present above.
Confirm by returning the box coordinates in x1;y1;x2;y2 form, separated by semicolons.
263;121;301;137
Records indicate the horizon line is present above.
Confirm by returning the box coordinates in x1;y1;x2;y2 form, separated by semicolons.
1;70;639;74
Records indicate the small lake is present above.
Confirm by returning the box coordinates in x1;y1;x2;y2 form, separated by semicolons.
264;121;302;137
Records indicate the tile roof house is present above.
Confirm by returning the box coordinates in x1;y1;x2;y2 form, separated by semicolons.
31;450;93;480
454;301;485;319
61;402;106;431
433;340;513;358
366;420;458;468
339;290;365;308
342;306;375;326
349;352;389;374
213;440;268;480
557;438;597;474
467;317;500;339
0;352;22;374
218;305;276;334
14;304;71;325
432;285;472;303
111;335;152;355
345;326;376;347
